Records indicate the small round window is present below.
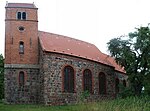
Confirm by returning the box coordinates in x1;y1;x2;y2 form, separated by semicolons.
18;26;25;31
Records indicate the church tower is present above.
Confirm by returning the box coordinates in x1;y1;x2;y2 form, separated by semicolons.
5;3;39;104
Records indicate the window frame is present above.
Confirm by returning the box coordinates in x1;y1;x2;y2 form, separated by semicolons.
17;12;21;20
19;71;25;87
16;12;27;20
19;41;24;54
115;78;120;93
22;12;26;20
83;69;93;94
63;65;75;93
99;72;106;95
18;26;25;31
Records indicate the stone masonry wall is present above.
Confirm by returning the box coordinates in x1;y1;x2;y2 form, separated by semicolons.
38;47;45;104
4;67;39;104
40;51;116;105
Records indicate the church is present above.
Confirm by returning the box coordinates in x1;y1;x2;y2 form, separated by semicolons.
4;3;127;105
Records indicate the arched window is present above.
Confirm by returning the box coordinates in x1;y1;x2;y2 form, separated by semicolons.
16;12;26;20
83;69;92;93
64;66;74;93
99;72;106;94
19;41;24;54
123;80;126;87
115;78;119;93
17;12;21;20
22;12;26;20
19;71;25;87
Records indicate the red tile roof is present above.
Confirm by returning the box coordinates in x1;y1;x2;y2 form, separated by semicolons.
6;3;37;9
104;55;126;73
39;31;125;73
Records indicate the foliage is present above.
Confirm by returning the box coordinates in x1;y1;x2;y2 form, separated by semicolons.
0;54;4;99
79;90;90;102
107;25;150;96
117;84;134;98
0;96;149;111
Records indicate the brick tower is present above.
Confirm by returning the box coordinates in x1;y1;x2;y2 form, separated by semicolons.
4;3;39;104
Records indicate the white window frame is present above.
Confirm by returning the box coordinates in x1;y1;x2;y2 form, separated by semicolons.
16;12;27;20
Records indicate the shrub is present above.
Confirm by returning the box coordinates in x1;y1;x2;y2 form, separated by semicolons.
79;90;90;102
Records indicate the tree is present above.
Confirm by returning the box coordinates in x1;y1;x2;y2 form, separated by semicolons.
107;26;150;96
0;54;4;99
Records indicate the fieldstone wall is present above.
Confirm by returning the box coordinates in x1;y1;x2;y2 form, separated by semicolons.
4;66;39;104
40;51;116;105
4;51;118;105
38;48;45;104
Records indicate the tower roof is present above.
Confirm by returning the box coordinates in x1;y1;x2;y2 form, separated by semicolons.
39;31;125;73
6;3;37;9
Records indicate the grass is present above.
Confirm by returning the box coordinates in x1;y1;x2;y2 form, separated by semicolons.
0;96;149;111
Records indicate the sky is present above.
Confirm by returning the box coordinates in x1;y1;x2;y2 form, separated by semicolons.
0;0;150;56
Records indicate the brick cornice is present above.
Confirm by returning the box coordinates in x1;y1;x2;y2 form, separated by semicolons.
5;7;38;10
5;19;38;22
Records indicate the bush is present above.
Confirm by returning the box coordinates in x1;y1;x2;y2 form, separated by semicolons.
0;54;4;100
80;90;90;102
118;84;134;98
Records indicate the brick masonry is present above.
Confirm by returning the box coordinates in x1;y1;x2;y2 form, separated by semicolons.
5;7;38;65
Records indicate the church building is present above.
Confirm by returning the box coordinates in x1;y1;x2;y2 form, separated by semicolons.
4;3;127;105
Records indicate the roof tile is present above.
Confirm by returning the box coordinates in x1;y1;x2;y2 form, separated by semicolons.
39;31;125;73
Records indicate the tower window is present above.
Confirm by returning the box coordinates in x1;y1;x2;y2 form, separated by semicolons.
19;41;24;54
83;69;92;93
17;12;26;20
63;66;74;93
17;12;21;20
22;12;26;20
19;71;25;87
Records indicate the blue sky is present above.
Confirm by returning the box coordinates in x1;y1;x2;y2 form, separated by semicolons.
0;0;150;56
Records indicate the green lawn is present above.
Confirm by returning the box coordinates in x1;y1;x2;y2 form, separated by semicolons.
0;96;149;111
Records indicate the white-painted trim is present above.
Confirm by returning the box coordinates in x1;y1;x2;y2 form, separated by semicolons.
4;64;39;69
